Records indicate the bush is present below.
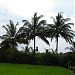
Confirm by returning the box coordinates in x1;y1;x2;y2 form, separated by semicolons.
0;49;75;67
72;67;75;73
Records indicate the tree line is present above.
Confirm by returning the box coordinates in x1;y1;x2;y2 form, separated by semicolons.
0;12;74;53
0;12;75;72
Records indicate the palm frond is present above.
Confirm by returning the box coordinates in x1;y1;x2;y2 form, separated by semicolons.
38;20;46;27
38;35;50;45
37;15;43;20
2;26;11;36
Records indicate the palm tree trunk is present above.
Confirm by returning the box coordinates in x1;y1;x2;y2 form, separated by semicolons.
56;35;58;53
33;23;36;64
33;34;35;58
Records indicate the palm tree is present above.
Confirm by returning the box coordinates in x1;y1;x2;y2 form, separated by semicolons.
47;12;75;53
65;41;75;52
0;20;28;51
21;46;30;53
22;12;50;62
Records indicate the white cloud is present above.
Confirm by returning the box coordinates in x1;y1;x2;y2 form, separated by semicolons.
0;0;74;21
0;0;56;18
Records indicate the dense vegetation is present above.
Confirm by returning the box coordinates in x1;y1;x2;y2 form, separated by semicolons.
0;63;73;75
0;49;75;67
0;12;75;73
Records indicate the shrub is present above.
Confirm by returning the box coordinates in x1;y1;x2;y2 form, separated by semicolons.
0;49;75;67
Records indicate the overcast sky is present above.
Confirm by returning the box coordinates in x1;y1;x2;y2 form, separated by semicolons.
0;0;74;53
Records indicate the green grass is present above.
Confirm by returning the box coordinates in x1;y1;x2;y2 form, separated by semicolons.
0;63;73;75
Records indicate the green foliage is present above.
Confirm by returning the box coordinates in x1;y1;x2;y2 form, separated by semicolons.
0;12;74;69
46;12;75;53
65;41;75;52
0;20;28;51
22;12;50;45
0;48;75;67
73;67;75;73
22;12;50;64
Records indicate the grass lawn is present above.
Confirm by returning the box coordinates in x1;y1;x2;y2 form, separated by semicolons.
0;63;73;75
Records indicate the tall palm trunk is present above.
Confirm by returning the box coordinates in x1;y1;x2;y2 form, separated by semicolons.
33;23;36;64
33;31;35;59
56;35;58;53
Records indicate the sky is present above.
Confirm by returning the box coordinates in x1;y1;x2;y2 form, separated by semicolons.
0;0;74;53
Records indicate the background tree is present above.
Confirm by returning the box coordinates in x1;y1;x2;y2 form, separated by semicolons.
65;41;75;52
22;12;50;63
0;20;28;51
47;12;74;53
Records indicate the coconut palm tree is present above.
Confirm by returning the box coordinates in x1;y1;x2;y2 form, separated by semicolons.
0;20;28;51
47;12;75;53
22;12;50;62
65;41;75;52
